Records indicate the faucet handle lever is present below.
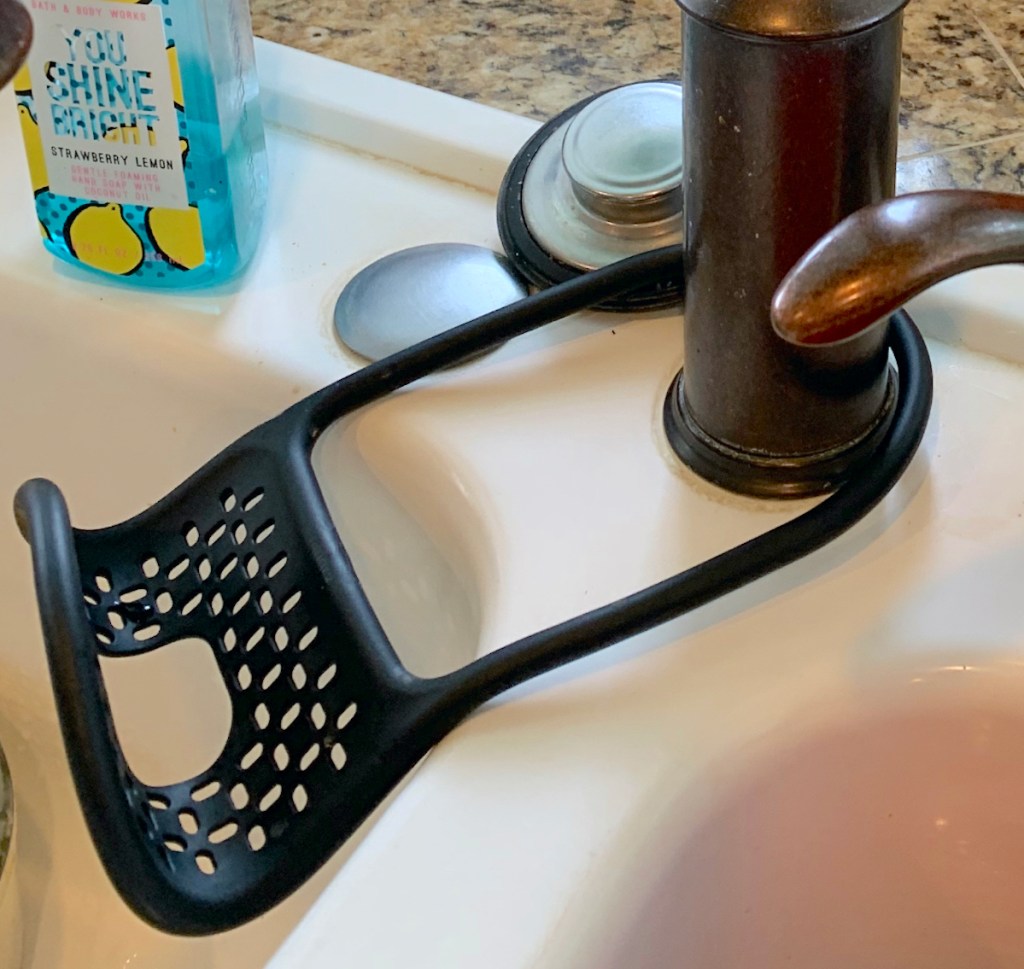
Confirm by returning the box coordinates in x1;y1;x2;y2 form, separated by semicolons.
772;190;1024;347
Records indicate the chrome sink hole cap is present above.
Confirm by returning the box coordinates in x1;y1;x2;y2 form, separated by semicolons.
334;243;528;363
676;0;911;38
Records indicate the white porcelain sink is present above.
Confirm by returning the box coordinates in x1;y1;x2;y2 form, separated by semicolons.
4;38;1024;969
588;675;1024;969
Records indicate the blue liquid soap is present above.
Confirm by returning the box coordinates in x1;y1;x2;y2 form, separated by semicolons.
14;0;267;287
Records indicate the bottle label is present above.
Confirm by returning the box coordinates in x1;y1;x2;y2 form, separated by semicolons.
25;0;188;210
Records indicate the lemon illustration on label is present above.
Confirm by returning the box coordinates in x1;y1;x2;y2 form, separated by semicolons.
103;124;158;147
17;104;48;195
13;63;31;96
146;205;205;270
167;44;184;110
65;203;145;276
39;220;51;241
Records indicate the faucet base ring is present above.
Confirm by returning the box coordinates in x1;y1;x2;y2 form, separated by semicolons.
663;369;899;499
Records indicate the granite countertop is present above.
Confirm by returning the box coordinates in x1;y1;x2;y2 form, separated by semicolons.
251;0;1023;192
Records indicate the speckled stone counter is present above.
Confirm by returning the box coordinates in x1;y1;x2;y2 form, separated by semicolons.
251;0;1024;192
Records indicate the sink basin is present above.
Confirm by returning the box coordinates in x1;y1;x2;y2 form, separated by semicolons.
5;36;1024;969
579;674;1024;969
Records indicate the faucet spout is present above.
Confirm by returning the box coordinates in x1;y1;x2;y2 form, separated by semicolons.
772;190;1024;347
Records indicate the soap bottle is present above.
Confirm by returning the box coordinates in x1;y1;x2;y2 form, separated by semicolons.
13;0;267;287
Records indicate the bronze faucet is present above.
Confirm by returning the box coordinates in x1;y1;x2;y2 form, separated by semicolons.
664;0;910;497
663;1;1024;497
0;0;30;90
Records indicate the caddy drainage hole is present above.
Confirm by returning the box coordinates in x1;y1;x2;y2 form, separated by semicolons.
99;637;233;788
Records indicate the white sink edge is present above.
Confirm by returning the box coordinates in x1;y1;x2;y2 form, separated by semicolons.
254;38;541;195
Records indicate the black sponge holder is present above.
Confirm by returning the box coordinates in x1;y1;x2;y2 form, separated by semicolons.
15;245;931;936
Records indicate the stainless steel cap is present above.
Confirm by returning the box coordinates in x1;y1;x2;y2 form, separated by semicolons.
334;243;528;363
675;0;910;38
520;81;683;271
562;83;683;223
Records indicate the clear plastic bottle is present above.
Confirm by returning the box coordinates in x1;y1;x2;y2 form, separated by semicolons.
14;0;267;287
